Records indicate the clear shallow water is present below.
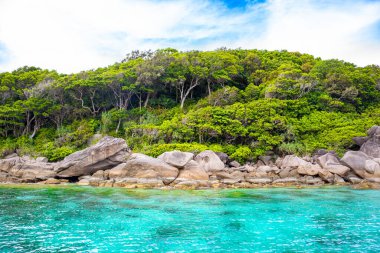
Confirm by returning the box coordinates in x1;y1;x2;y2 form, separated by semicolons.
0;186;379;253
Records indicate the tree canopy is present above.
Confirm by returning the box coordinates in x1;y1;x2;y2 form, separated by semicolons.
1;48;380;162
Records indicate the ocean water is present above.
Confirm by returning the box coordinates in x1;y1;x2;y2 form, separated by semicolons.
0;186;379;253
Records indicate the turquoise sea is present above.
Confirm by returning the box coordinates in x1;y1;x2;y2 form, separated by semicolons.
0;185;379;252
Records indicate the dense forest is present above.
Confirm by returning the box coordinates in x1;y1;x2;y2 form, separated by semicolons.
1;48;380;163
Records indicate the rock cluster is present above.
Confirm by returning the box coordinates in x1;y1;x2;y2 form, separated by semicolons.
1;126;380;189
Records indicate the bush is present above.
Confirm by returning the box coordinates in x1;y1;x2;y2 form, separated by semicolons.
138;143;209;157
40;142;76;161
230;146;253;164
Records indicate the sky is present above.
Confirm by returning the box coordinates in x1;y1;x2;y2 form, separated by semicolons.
0;0;380;73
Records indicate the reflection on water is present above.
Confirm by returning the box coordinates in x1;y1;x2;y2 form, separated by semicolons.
0;185;379;252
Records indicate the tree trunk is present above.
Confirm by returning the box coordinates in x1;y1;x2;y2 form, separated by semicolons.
115;118;121;134
29;120;39;139
144;93;150;108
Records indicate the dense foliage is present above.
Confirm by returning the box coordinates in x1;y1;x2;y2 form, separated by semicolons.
1;49;380;162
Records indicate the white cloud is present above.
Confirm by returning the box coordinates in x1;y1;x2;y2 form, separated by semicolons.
0;0;379;73
247;0;380;66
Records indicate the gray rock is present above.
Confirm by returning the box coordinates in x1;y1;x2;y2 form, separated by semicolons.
367;125;380;137
367;178;380;183
92;170;106;179
361;139;380;158
230;165;251;172
347;175;363;184
36;157;48;163
360;125;380;158
279;155;308;168
313;149;329;157
157;150;194;168
230;171;245;179
333;174;346;184
297;163;321;176
221;178;241;184
318;169;334;183
77;178;90;186
317;153;350;176
175;160;209;181
215;172;236;180
56;136;130;177
0;156;21;173
273;177;299;184
257;165;280;174
44;178;61;184
246;178;272;184
10;161;56;182
195;150;225;172
108;153;179;185
0;155;57;182
229;160;241;168
215;152;229;164
352;136;369;147
341;151;380;179
305;177;323;185
175;180;210;188
4;153;18;159
258;155;274;165
279;167;299;178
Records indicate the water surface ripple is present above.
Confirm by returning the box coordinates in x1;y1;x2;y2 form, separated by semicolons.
0;186;379;252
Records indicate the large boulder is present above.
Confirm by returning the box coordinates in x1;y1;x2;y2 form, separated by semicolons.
175;160;209;181
278;167;299;178
56;136;129;178
360;126;380;158
108;153;179;185
352;136;369;147
279;155;308;169
157;150;194;168
318;169;334;183
0;156;56;182
297;163;321;176
341;151;380;179
317;153;350;176
9;165;56;182
215;152;229;164
0;156;22;173
195;150;225;172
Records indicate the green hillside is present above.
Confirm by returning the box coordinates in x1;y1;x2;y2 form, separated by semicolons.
1;48;380;162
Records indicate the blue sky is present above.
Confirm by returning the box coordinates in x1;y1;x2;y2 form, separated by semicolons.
0;0;380;73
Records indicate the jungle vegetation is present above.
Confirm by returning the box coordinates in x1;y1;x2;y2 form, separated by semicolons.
1;48;380;163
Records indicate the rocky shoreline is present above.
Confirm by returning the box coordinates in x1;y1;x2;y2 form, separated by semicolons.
1;126;380;190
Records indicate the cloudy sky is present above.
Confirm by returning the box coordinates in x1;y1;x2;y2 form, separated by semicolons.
0;0;380;73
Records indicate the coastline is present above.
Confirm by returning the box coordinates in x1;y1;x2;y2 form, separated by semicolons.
1;126;380;190
1;181;379;190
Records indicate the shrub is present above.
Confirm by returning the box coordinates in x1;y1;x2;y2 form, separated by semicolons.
230;146;253;164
